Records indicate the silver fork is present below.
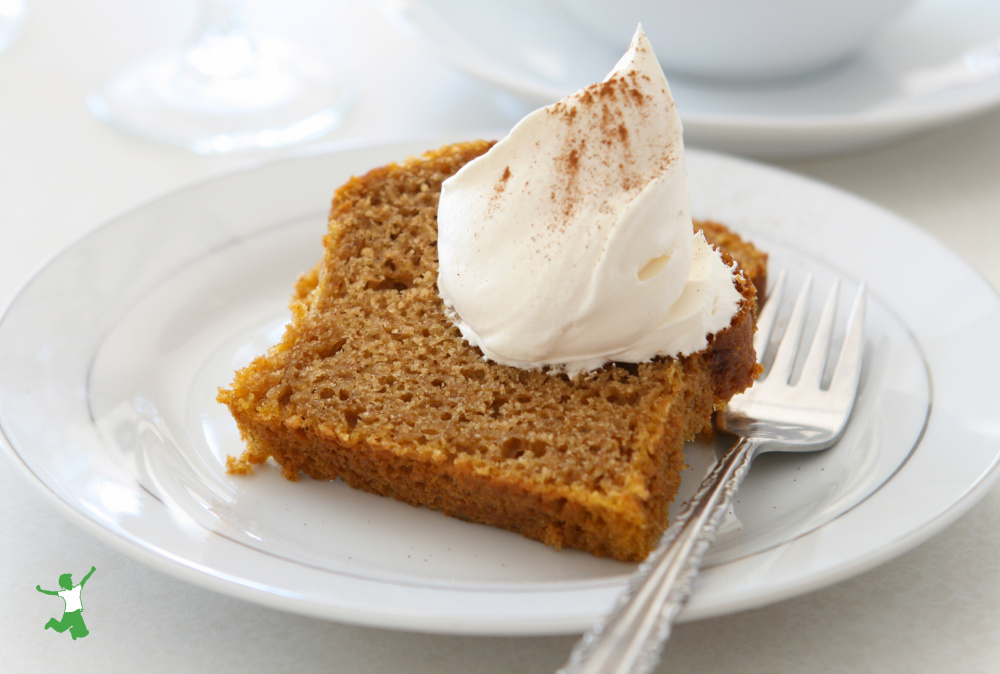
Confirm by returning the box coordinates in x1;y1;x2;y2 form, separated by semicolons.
558;272;867;674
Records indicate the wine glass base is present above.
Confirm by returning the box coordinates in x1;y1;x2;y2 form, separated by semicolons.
88;37;355;154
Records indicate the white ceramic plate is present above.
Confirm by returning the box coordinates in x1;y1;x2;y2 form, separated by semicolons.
380;0;1000;157
2;137;999;636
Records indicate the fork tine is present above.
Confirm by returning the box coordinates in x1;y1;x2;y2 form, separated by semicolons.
828;284;867;399
797;278;842;386
768;274;813;382
753;270;786;358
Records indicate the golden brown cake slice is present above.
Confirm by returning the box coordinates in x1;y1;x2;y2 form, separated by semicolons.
218;140;765;562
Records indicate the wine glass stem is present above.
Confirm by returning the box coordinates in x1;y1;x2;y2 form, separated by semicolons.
181;0;259;80
191;0;249;43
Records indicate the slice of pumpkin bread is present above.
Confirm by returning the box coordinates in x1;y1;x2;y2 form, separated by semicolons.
218;140;765;562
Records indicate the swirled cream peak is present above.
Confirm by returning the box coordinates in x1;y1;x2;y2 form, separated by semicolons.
436;27;742;375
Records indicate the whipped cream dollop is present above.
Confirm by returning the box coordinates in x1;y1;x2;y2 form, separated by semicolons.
436;27;742;375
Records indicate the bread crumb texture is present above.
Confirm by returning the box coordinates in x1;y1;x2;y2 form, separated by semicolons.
218;141;765;561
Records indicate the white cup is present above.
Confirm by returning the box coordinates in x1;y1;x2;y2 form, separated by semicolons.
563;0;919;81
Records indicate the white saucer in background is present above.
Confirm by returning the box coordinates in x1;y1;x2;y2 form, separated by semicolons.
380;0;1000;157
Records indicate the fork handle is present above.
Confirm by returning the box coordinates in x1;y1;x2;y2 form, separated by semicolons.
558;437;763;674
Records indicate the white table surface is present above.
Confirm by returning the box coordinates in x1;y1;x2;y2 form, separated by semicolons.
3;2;999;672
